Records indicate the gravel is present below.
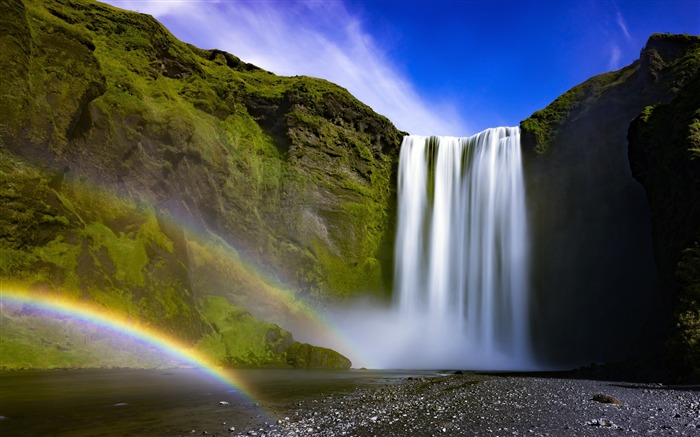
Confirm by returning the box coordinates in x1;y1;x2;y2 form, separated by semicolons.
233;373;700;436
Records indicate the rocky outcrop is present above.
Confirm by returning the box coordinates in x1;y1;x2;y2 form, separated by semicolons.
0;0;393;368
286;342;352;369
520;34;700;369
628;66;700;381
0;0;401;303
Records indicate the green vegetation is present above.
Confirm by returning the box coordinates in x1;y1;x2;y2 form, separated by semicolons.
0;0;394;369
520;65;637;154
520;87;583;154
628;65;700;382
286;342;352;369
0;0;399;300
0;134;351;370
0;309;180;369
0;148;350;369
521;33;700;154
670;242;700;381
195;295;294;367
0;0;399;299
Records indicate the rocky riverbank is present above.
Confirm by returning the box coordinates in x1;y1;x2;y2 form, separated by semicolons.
236;372;700;436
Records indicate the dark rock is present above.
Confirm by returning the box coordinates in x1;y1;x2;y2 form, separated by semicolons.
591;394;622;405
628;51;700;383
520;34;700;369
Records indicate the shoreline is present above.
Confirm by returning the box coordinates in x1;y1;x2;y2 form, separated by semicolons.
235;372;700;436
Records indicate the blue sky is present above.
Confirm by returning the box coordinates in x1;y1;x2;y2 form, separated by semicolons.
103;1;698;136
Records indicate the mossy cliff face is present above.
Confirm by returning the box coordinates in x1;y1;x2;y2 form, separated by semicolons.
520;34;700;370
0;0;406;369
0;149;350;369
628;69;700;382
0;0;401;302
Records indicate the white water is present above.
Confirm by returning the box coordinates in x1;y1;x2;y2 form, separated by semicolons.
330;127;534;370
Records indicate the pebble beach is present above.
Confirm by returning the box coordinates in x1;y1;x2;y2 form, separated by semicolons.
235;373;700;437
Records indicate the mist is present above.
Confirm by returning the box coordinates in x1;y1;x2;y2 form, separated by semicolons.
305;299;538;371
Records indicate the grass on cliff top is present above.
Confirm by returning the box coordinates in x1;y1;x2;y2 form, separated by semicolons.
521;33;700;154
520;64;637;154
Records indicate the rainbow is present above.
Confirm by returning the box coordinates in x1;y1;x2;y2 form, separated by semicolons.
99;179;371;367
0;286;257;398
0;162;371;368
185;235;374;368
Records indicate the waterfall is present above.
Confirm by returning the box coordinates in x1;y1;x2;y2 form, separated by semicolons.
393;127;532;369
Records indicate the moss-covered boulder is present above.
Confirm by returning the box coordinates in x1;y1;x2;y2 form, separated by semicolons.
285;342;352;370
195;295;295;367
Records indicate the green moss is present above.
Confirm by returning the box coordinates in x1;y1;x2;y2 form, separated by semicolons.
628;64;700;382
35;236;81;289
82;222;146;286
285;342;351;369
687;110;700;158
1;0;397;369
137;212;174;253
523;34;700;155
520;88;582;153
667;242;700;381
316;242;383;297
10;0;398;301
0;248;37;277
0;309;185;369
195;295;293;367
639;105;657;123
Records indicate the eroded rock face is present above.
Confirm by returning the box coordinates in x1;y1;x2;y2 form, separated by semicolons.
628;68;700;382
1;0;402;305
0;0;393;369
520;34;700;369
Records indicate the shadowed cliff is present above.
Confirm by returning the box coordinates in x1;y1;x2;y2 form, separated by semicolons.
628;62;700;382
521;34;700;375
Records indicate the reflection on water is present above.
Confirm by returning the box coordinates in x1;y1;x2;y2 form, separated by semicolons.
0;368;435;436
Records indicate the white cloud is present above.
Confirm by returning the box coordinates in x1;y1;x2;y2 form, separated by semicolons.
103;0;196;18
615;11;632;42
101;0;468;136
608;43;622;70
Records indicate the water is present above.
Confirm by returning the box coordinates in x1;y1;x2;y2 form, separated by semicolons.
0;368;435;436
394;128;531;369
300;128;534;370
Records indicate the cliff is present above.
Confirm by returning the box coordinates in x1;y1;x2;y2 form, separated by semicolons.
628;63;700;381
0;0;403;368
521;34;700;375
